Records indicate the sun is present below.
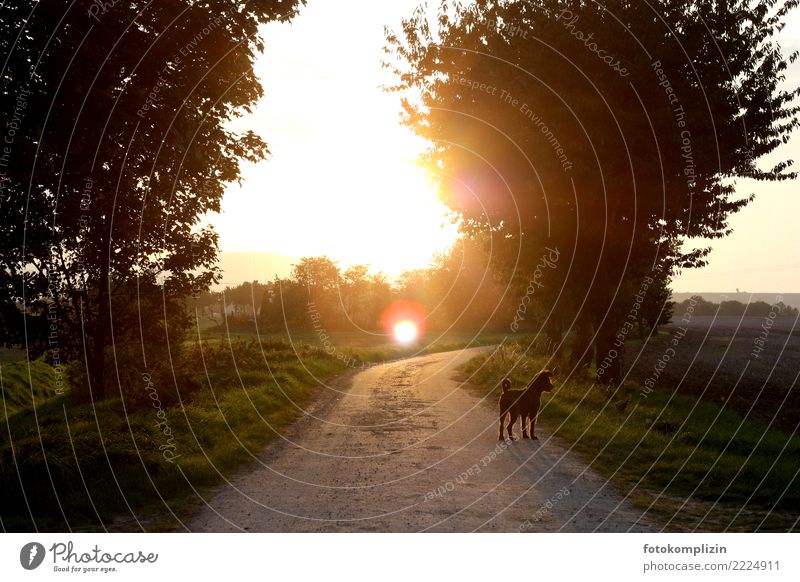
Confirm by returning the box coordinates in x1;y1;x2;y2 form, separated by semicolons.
393;320;419;344
215;9;461;277
382;300;426;344
219;139;460;276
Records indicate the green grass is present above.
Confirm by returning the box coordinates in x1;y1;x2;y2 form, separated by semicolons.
1;359;63;419
0;339;399;531
464;343;800;531
0;347;26;364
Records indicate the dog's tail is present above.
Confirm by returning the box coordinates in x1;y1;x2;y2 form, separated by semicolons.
501;378;512;393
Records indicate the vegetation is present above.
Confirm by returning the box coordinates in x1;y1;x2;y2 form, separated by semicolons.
1;360;62;420
0;338;399;531
385;0;800;382
673;296;799;317
465;343;800;530
0;1;305;401
195;239;524;334
1;0;797;534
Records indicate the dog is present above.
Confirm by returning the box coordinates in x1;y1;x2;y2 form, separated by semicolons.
498;370;554;441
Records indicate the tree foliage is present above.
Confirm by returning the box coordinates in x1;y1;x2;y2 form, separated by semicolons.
0;1;305;399
385;0;799;378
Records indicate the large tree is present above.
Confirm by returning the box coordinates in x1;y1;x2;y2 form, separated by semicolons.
386;0;799;379
0;1;304;400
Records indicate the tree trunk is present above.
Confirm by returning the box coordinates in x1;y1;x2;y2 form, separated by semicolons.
594;323;623;386
83;244;111;403
545;318;563;358
570;314;594;368
89;273;109;401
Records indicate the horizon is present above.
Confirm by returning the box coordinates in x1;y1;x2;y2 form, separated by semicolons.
214;251;800;310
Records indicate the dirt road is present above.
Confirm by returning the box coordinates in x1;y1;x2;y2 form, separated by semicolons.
187;347;654;532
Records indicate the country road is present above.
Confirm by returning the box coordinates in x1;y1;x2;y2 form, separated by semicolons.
187;347;654;532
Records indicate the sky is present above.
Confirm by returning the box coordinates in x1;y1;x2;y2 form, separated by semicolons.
212;0;800;292
216;0;457;279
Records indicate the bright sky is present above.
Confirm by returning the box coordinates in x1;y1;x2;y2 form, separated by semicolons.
216;0;457;277
213;0;800;291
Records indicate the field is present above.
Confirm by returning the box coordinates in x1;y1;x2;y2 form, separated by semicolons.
197;318;509;351
625;316;799;433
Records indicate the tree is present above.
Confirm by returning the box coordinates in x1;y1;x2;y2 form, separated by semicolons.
218;281;266;320
0;1;305;400
292;257;341;299
291;256;341;327
676;296;717;316
256;258;395;333
259;277;310;332
424;236;513;331
386;0;799;380
341;265;380;329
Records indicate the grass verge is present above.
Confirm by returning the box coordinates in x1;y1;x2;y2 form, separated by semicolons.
464;343;800;532
0;339;408;531
1;360;62;420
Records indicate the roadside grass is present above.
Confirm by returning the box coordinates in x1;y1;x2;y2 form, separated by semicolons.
1;359;62;419
0;338;398;531
464;343;800;531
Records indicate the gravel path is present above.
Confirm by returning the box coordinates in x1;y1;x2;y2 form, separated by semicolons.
187;347;654;532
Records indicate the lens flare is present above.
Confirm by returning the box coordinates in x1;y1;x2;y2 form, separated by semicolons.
381;300;427;345
393;320;418;344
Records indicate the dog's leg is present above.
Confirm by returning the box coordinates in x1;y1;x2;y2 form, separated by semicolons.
530;406;539;439
498;413;506;441
521;413;530;439
507;412;518;440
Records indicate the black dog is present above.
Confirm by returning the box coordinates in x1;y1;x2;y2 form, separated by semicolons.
498;370;554;440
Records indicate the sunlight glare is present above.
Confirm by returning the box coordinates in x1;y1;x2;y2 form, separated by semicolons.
393;320;419;344
214;4;460;277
